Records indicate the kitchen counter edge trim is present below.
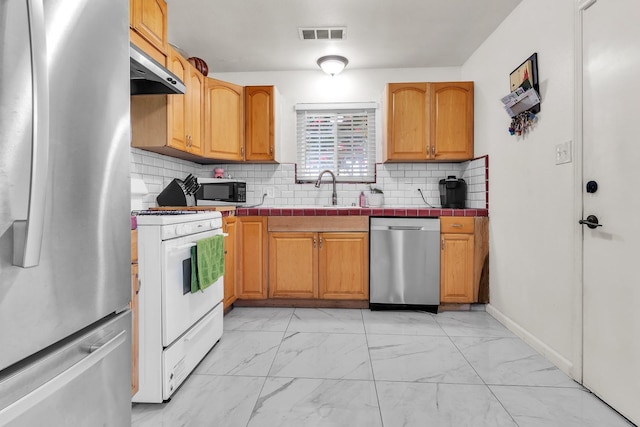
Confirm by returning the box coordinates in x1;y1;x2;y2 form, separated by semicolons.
235;207;488;217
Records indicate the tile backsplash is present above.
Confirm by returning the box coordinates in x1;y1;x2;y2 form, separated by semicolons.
131;148;488;211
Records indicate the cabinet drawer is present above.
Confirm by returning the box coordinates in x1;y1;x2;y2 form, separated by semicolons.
440;217;474;234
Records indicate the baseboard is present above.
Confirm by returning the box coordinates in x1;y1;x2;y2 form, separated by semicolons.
486;304;577;380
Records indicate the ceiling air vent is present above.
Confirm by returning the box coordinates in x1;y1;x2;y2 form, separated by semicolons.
298;27;346;41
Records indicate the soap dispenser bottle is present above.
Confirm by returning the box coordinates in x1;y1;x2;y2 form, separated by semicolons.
359;191;366;207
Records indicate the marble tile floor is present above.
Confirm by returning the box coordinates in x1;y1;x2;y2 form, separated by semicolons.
132;308;634;427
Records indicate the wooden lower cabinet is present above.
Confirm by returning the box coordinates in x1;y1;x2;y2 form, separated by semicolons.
268;230;368;301
130;230;139;396
440;217;489;303
269;232;318;298
237;217;268;299
318;233;369;300
440;233;475;302
223;217;238;309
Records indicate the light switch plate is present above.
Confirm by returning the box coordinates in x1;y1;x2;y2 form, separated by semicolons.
556;140;572;165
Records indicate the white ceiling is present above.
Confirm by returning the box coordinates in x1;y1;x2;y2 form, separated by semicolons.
166;0;522;73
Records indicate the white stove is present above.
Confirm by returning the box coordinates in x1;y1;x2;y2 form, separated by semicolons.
133;211;224;403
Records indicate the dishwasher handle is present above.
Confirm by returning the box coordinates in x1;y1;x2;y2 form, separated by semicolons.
388;225;425;231
371;225;430;231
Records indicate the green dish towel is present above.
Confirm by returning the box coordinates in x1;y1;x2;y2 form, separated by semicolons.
190;235;225;293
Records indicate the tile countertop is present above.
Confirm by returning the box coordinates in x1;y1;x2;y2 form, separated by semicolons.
235;207;488;217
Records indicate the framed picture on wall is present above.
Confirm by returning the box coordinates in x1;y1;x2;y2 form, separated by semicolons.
509;53;540;113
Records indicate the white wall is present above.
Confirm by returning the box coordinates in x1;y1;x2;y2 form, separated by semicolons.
461;0;581;378
209;67;461;163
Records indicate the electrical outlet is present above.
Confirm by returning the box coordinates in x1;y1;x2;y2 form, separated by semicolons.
555;140;572;165
265;187;275;198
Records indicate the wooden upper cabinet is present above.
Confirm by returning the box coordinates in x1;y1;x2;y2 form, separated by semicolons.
167;47;203;156
384;81;474;162
385;83;430;161
187;67;204;156
130;0;168;56
245;86;276;162
431;82;474;161
204;79;245;161
167;49;188;151
131;47;204;160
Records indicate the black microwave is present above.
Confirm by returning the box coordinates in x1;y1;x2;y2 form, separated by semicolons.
196;178;246;205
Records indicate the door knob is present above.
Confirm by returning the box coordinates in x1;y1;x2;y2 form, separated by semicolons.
579;215;603;229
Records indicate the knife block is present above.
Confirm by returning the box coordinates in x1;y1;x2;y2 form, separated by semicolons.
156;179;196;207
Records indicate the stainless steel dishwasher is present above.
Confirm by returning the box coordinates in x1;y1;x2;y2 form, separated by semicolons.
369;217;440;312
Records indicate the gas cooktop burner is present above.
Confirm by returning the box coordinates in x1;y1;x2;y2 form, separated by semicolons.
135;210;198;216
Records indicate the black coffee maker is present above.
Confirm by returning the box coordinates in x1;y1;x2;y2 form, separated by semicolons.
439;176;467;208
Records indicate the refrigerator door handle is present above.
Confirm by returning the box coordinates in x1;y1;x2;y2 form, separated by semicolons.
0;330;126;424
13;0;50;268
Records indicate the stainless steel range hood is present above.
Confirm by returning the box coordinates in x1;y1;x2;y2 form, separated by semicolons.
130;43;186;95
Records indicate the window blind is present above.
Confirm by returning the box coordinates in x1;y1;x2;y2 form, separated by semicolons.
296;107;376;182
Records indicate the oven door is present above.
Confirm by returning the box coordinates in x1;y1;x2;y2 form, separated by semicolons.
161;229;224;346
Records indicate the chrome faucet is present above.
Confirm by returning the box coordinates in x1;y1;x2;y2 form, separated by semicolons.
314;170;338;205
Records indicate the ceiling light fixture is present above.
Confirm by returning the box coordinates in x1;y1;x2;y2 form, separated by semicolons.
317;55;348;76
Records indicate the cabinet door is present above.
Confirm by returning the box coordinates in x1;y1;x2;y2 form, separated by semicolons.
237;217;268;299
223;217;237;309
245;86;275;161
131;263;139;396
385;83;429;161
430;82;474;161
130;0;168;55
167;48;188;151
204;79;244;161
187;66;204;155
318;232;369;300
269;232;318;298
440;233;475;303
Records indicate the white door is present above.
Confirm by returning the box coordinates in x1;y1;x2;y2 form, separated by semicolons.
581;0;640;424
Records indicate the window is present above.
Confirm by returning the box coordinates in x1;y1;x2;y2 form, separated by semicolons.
296;103;376;182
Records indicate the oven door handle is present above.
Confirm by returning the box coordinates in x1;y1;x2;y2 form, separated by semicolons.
170;243;197;252
169;234;227;253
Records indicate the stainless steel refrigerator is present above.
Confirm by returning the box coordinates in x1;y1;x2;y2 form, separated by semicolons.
0;0;132;425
